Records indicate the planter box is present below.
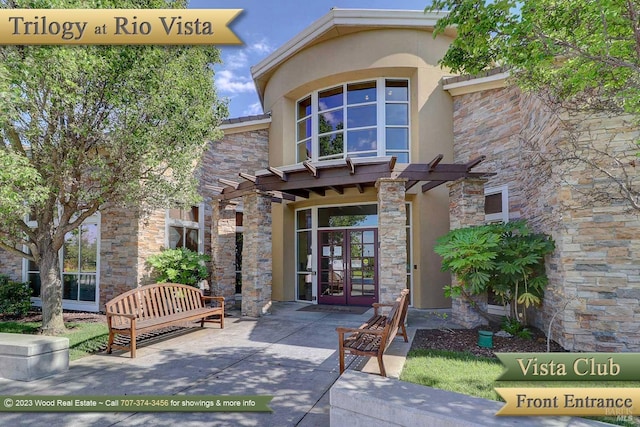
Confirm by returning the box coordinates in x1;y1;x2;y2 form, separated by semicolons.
0;333;69;381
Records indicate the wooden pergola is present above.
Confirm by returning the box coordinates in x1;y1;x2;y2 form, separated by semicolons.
210;155;493;201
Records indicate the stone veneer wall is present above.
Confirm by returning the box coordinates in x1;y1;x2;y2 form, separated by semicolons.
200;129;270;254
452;84;640;351
203;128;269;306
447;178;488;327
0;250;22;281
241;191;272;317
376;178;407;304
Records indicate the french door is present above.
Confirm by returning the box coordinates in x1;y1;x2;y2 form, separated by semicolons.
317;229;377;306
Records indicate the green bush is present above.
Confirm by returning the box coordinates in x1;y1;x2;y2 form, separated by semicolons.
434;220;555;326
0;274;32;318
146;247;210;287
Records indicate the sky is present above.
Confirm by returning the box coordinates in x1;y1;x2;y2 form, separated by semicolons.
188;1;433;119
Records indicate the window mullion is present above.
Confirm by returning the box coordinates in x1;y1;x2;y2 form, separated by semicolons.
377;78;385;157
342;83;347;159
312;92;318;162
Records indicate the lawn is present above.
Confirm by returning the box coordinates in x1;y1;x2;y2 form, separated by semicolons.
401;349;639;427
0;321;108;361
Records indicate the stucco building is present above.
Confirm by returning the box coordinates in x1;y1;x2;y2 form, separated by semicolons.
1;9;638;353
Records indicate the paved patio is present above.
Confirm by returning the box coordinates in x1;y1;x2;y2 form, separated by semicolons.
0;302;453;427
0;304;611;427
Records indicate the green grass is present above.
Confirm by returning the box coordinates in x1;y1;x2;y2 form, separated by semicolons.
400;349;504;400
400;349;640;427
0;321;108;361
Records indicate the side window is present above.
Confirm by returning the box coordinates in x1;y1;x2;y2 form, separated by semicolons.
484;185;509;314
484;185;509;223
167;205;203;252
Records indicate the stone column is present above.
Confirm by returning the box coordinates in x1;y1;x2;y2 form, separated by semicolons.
376;178;407;305
448;178;489;328
241;191;272;317
211;200;237;310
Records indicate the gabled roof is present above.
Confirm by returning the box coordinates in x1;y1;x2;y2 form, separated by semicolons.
250;8;453;106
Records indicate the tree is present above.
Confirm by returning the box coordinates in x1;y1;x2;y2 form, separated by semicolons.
430;0;640;210
0;0;227;334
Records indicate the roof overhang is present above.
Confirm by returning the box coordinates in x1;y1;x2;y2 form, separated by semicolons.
251;8;454;106
212;155;494;202
443;68;511;96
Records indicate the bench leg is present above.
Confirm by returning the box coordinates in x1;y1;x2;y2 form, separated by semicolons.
400;323;408;342
107;331;114;354
339;342;345;374
130;329;137;358
377;353;386;377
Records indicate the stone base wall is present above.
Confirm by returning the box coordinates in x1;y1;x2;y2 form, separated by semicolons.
241;192;272;317
376;178;407;304
452;84;640;351
0;250;23;281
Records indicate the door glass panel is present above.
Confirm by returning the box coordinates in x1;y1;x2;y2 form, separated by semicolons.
319;231;345;298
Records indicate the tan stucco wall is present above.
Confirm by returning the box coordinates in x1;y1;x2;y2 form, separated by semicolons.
261;27;456;309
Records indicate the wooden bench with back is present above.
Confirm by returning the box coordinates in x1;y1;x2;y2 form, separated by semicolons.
336;289;410;377
106;283;224;358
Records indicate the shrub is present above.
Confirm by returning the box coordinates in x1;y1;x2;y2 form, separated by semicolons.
0;274;32;318
434;220;555;326
146;248;210;287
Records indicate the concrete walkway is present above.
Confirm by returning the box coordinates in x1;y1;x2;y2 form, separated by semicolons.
0;303;611;427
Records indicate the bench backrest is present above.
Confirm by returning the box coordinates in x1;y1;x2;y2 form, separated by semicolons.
382;289;410;351
106;283;205;327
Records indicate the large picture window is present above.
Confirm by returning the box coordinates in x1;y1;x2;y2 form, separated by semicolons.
24;213;100;310
297;78;410;163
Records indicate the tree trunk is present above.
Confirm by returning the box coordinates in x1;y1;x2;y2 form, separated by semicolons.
39;245;66;335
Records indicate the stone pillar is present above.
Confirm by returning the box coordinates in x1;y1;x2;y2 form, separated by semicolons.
448;178;489;328
212;200;237;310
376;178;407;305
241;191;272;317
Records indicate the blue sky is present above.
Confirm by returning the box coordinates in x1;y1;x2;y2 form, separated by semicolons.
188;1;433;118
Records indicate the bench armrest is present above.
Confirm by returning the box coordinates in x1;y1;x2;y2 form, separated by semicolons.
201;296;225;307
201;296;225;302
372;302;393;316
106;311;136;320
336;326;384;338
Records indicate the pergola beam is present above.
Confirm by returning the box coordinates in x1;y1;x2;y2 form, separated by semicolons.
267;166;288;181
303;160;318;178
465;155;486;171
219;178;240;189
239;172;257;183
421;180;446;192
428;154;444;171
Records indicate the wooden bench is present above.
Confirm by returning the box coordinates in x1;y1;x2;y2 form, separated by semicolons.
336;289;409;377
106;283;224;358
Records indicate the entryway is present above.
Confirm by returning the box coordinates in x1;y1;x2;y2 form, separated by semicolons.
318;228;377;306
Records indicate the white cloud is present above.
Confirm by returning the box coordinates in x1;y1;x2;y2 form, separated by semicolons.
249;38;274;55
215;70;255;94
223;50;249;70
243;102;264;116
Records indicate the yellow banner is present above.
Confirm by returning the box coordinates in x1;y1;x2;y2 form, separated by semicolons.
496;388;638;417
0;9;242;45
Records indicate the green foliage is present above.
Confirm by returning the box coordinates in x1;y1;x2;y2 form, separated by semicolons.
501;316;532;340
147;247;210;287
435;220;555;325
0;0;227;332
434;224;500;296
0;274;32;318
429;0;640;117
